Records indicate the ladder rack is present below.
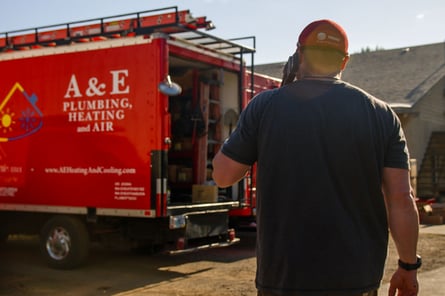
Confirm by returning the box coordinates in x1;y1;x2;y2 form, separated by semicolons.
0;6;255;58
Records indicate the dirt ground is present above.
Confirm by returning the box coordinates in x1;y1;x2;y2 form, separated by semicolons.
1;230;444;296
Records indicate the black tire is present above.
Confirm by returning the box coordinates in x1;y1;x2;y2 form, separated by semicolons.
40;215;89;269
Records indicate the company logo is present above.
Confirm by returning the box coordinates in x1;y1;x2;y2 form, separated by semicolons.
0;83;43;142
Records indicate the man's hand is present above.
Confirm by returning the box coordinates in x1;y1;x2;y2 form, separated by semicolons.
388;267;419;296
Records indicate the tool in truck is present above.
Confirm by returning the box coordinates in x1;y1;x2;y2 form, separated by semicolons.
0;6;278;269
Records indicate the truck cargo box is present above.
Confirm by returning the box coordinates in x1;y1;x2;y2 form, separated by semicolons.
0;6;269;268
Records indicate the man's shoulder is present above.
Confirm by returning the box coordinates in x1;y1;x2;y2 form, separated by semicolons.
253;88;281;101
340;80;378;99
339;80;391;108
247;88;281;108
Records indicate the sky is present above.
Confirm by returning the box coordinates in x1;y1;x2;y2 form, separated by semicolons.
0;0;444;65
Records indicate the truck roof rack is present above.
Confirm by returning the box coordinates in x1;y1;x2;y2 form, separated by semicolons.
0;6;255;59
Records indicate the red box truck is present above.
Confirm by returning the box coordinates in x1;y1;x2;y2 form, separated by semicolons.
0;7;279;268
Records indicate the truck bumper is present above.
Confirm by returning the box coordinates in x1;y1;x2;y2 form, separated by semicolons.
168;235;240;255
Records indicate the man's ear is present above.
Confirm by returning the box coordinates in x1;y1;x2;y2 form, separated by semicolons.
341;55;350;70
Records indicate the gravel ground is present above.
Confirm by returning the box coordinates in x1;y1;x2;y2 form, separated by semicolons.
1;228;444;296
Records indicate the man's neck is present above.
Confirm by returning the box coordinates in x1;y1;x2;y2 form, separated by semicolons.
298;71;341;81
301;75;340;81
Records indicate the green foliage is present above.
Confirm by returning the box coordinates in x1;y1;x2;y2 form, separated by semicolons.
360;46;385;53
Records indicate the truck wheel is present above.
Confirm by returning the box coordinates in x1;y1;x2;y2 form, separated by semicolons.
40;215;89;269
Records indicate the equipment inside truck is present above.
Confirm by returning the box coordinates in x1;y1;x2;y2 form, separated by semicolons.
167;57;241;205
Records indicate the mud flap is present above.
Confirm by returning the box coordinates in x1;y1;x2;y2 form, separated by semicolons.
185;210;228;239
169;210;239;254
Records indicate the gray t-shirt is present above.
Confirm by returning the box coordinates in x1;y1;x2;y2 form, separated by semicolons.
221;79;409;295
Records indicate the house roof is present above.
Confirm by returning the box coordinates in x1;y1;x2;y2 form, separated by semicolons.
254;42;445;111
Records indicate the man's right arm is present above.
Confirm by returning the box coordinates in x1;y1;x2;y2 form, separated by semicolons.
212;150;250;188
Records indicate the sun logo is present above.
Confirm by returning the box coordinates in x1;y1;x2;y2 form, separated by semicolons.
0;83;43;142
0;108;16;133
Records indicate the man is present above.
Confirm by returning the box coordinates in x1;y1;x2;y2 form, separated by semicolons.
212;19;420;296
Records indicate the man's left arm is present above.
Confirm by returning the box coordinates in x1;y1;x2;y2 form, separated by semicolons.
383;167;419;296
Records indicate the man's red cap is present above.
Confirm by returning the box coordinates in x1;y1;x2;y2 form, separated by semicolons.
298;19;348;55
